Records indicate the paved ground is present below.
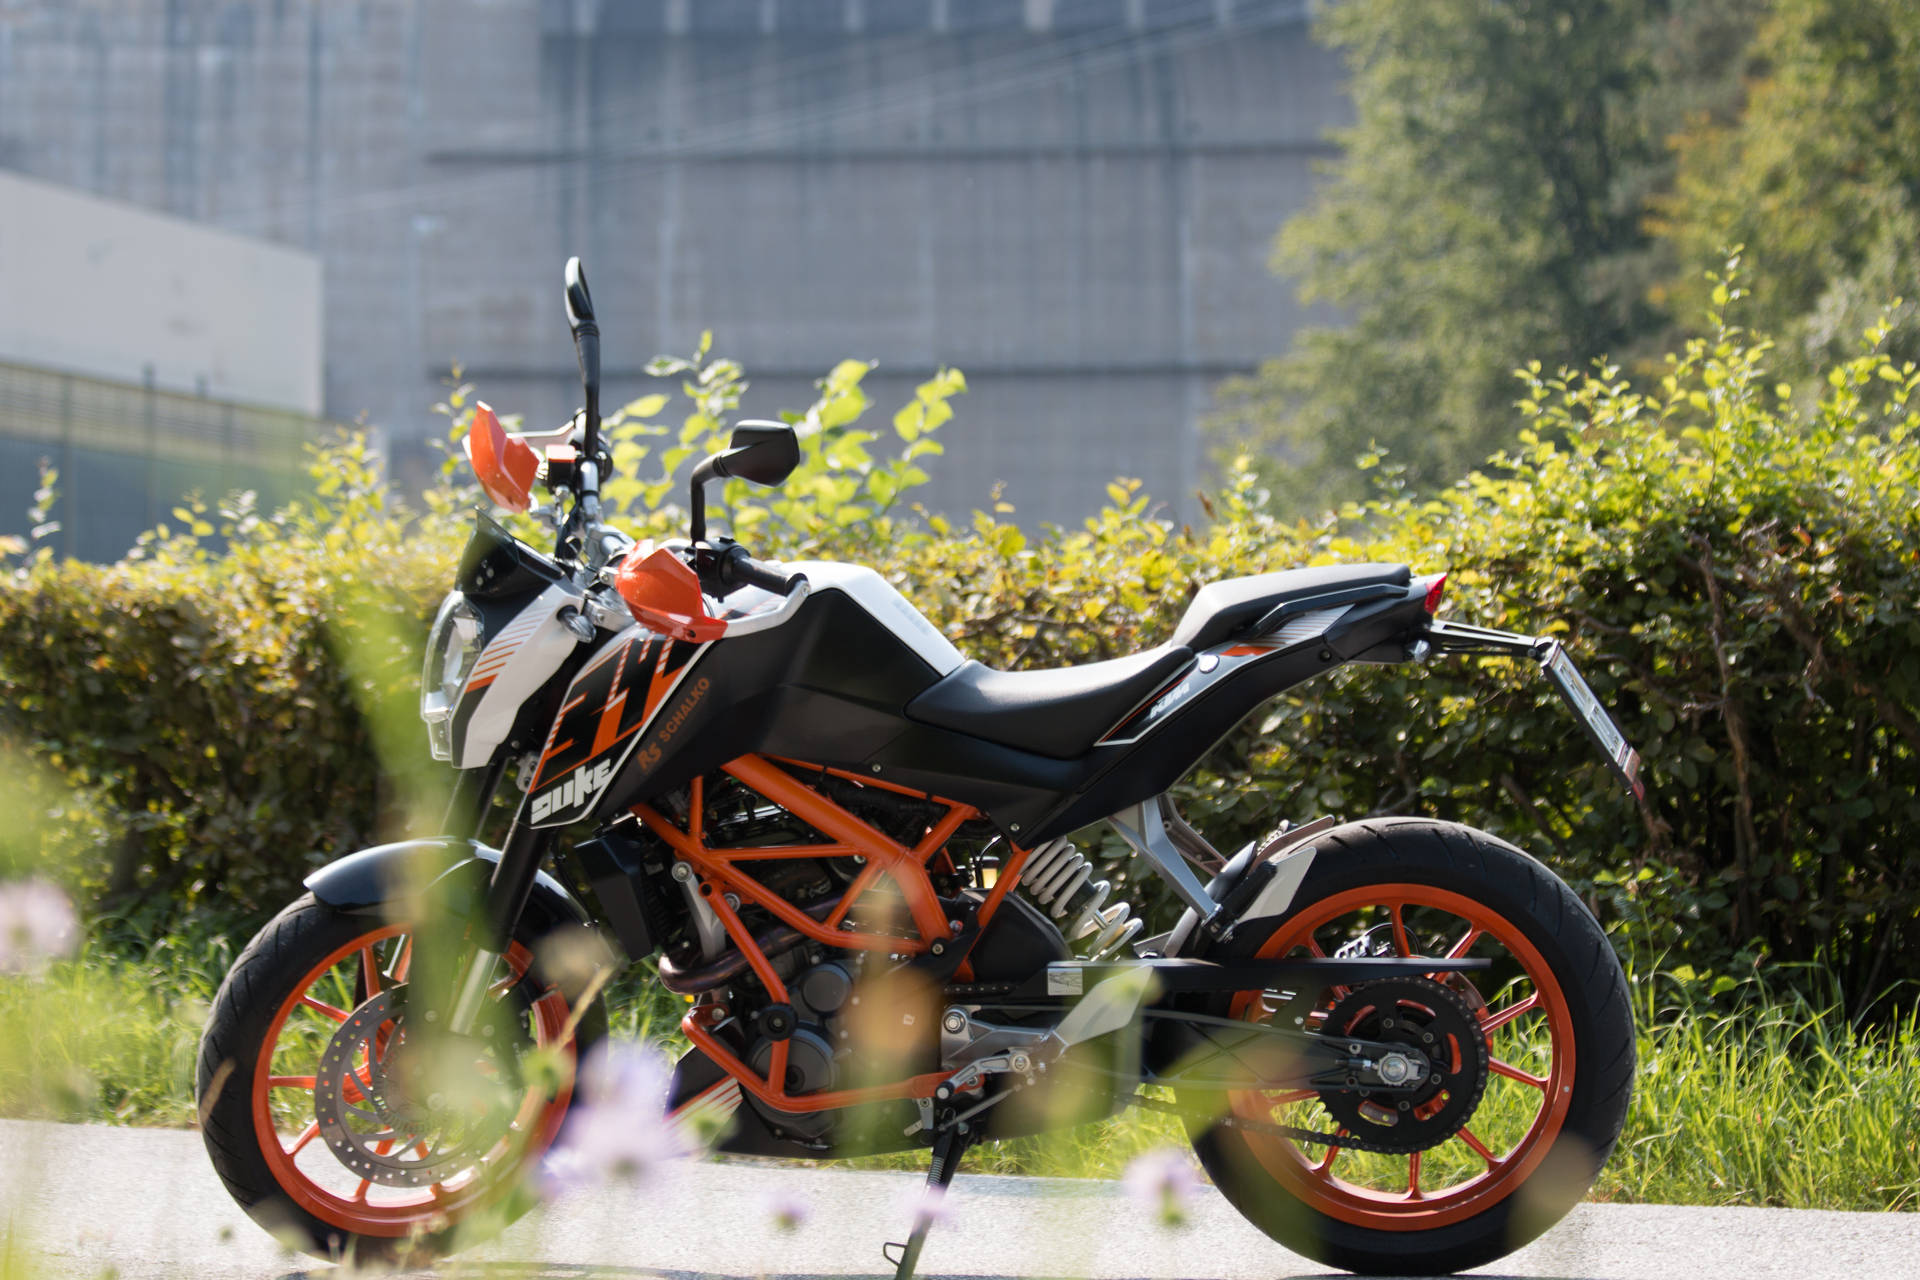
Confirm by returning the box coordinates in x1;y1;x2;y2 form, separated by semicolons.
0;1119;1914;1279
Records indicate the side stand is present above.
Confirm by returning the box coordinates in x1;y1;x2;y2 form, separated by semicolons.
884;1123;971;1280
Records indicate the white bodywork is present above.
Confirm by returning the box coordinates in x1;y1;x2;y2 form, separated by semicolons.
755;560;966;675
456;584;582;769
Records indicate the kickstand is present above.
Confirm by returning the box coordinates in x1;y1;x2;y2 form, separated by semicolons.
883;1123;970;1280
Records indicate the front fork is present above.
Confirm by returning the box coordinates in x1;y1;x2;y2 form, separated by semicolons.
439;756;557;1035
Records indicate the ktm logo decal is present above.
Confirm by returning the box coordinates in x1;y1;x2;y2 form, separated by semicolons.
530;675;711;822
1146;678;1192;721
531;635;705;794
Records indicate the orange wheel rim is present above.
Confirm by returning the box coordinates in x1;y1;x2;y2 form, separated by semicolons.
1224;884;1576;1232
248;925;577;1239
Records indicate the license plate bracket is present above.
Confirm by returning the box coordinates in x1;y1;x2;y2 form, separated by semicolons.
1538;641;1644;799
1426;619;1645;800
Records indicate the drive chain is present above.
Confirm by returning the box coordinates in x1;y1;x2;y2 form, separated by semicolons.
1127;1091;1419;1156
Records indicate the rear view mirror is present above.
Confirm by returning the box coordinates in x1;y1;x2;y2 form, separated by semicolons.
564;257;596;327
717;421;800;487
687;420;800;542
562;257;601;471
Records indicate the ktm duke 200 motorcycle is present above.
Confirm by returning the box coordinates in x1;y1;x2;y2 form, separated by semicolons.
196;260;1645;1278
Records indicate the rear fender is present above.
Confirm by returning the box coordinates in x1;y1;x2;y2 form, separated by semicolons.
1160;818;1336;958
304;838;599;944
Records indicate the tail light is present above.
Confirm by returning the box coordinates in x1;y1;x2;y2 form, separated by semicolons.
1423;573;1449;615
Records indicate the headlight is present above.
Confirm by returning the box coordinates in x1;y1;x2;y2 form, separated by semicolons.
420;592;483;762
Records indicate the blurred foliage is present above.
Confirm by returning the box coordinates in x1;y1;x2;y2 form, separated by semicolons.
0;436;446;931
0;920;227;1126
431;334;962;556
1654;0;1920;369
2;293;1916;1017
1214;0;1764;509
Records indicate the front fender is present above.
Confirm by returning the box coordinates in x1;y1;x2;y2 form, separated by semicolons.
304;837;595;940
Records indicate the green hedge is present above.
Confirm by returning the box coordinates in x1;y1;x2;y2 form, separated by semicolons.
3;296;1915;1012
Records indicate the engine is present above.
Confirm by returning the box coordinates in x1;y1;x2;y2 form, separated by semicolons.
585;772;1097;1155
742;956;860;1143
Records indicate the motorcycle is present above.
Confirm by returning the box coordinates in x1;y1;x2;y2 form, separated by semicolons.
196;259;1645;1277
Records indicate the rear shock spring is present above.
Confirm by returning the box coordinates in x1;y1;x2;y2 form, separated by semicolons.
1015;839;1144;960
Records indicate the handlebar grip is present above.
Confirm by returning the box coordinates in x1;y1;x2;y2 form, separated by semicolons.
720;546;805;596
738;558;805;596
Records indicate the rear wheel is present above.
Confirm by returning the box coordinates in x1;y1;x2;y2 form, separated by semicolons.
196;894;605;1264
1179;818;1632;1275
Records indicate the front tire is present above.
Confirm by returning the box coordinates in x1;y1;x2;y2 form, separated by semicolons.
1179;818;1633;1275
195;894;605;1264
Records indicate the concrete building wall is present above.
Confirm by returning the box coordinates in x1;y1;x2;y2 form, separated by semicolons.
0;0;1343;528
0;171;322;413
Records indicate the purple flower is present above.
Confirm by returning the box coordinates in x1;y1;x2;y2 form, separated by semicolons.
891;1181;955;1231
761;1187;809;1232
0;880;78;976
1122;1148;1200;1229
542;1042;689;1193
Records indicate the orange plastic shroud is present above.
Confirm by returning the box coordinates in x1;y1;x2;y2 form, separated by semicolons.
465;403;540;513
630;753;1029;1116
615;547;729;644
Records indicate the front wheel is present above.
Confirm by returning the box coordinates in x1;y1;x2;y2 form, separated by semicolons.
195;894;605;1264
1179;818;1633;1275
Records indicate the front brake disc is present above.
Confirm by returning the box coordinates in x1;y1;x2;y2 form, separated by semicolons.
313;988;523;1188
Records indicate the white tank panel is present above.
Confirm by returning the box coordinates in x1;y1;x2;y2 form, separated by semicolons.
784;561;965;676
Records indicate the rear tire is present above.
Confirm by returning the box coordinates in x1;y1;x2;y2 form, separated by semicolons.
1179;818;1633;1275
195;894;606;1264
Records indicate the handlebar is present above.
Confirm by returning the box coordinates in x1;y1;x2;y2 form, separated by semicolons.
717;544;807;597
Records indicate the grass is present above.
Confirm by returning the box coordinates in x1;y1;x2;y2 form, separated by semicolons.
1598;969;1920;1210
0;921;232;1127
2;927;1914;1212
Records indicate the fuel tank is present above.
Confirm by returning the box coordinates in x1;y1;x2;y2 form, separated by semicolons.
525;563;963;827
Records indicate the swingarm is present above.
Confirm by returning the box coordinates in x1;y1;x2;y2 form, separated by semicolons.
936;953;1491;1098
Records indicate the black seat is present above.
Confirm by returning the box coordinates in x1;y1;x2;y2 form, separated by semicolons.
906;645;1194;761
1170;563;1411;652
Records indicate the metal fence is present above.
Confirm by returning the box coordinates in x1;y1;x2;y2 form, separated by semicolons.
0;361;323;563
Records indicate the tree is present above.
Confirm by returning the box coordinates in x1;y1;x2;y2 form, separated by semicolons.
1654;0;1920;367
1217;0;1757;509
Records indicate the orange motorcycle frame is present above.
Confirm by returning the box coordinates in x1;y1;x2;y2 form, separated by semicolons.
630;753;1034;1116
